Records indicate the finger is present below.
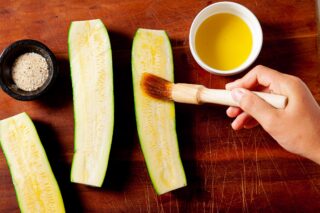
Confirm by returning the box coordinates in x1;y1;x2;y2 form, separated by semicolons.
226;106;242;118
244;118;259;129
231;112;259;130
231;88;279;130
226;65;286;92
231;112;252;130
225;79;241;90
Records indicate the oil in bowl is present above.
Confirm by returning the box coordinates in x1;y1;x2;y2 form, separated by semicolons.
189;1;263;76
195;13;253;71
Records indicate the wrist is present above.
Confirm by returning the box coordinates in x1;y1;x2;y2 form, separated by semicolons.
307;145;320;165
304;129;320;164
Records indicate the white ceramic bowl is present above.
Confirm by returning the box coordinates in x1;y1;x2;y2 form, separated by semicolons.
189;1;263;76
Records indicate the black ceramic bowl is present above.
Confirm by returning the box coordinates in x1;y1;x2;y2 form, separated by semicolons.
0;39;58;101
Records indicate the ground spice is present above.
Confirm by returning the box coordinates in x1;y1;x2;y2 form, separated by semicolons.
12;52;49;91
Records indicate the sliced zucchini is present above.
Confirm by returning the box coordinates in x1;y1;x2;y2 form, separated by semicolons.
68;19;114;187
132;28;187;194
0;112;65;212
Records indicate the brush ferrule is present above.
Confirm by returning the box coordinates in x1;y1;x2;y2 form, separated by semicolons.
172;84;204;104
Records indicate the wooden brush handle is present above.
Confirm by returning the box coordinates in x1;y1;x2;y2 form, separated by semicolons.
172;84;287;109
200;88;287;109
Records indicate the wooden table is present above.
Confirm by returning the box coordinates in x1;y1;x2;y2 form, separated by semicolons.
1;0;320;212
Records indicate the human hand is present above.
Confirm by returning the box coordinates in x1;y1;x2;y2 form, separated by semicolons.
225;65;320;164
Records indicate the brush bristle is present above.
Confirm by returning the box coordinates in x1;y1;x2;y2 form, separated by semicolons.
141;73;173;101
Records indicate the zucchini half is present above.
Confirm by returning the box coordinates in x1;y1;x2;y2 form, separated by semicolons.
0;112;65;212
131;28;187;194
68;19;114;187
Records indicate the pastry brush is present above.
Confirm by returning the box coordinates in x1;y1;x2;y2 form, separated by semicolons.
141;73;287;109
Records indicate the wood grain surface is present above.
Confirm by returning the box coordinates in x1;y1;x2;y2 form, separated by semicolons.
1;0;320;212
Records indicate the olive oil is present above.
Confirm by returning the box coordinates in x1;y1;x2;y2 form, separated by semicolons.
195;13;252;71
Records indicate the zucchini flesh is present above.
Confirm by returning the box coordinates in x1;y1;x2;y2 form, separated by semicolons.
68;19;114;187
0;112;65;213
132;28;187;194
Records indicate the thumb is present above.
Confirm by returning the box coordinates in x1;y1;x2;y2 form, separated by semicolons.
231;88;279;127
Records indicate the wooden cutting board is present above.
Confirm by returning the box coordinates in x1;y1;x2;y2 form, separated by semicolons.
1;0;320;212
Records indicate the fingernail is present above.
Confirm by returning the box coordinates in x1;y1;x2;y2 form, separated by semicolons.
231;88;245;103
226;107;232;115
231;120;241;130
225;82;234;90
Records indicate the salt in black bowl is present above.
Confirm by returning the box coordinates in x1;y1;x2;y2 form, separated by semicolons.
0;39;58;101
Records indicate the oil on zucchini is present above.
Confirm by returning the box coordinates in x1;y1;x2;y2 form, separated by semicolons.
131;28;187;194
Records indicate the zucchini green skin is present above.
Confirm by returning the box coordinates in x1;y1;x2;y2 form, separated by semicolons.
68;19;114;187
0;112;65;213
131;28;187;194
